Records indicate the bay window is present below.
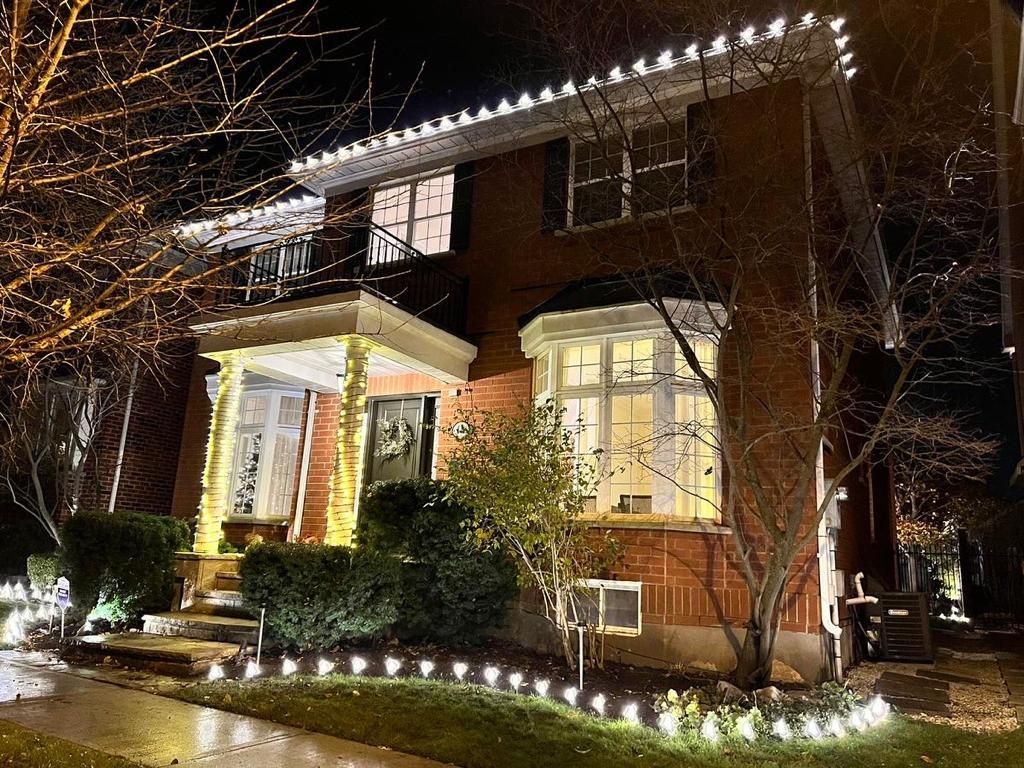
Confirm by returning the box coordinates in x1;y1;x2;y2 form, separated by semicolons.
533;331;720;522
230;388;304;519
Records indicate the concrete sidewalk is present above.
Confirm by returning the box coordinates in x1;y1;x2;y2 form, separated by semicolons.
0;655;448;767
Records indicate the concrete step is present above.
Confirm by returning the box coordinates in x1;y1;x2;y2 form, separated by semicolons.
191;589;251;619
142;611;258;645
214;571;243;592
71;632;243;675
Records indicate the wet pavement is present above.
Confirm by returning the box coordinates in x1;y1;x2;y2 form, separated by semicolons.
0;654;449;767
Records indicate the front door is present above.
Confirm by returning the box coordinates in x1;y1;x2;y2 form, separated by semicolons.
365;396;437;484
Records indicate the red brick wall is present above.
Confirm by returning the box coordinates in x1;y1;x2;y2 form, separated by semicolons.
80;344;194;517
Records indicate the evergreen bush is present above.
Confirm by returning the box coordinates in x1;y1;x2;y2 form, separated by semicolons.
358;478;517;643
239;542;401;650
60;512;190;622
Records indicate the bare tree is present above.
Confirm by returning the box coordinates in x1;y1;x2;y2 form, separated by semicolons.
508;0;1006;687
0;0;370;441
0;1;398;535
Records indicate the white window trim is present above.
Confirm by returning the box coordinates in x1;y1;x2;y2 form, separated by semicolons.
578;578;643;636
229;386;304;521
371;167;455;255
524;303;723;524
566;114;689;228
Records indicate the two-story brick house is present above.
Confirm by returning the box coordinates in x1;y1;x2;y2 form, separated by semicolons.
87;15;896;682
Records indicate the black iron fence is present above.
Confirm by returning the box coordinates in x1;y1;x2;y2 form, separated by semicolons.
220;224;468;336
897;538;1024;627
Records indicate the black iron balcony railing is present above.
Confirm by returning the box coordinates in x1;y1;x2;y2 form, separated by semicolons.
221;223;468;336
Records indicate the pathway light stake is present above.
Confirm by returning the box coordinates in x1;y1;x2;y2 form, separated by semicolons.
319;658;336;676
207;664;225;681
281;658;298;676
256;607;266;666
738;715;756;742
483;666;500;686
385;657;402;676
534;679;549;697
657;712;678;736
508;672;523;691
419;660;434;678
591;694;606;716
621;702;640;724
563;687;578;706
350;656;366;675
453;662;468;681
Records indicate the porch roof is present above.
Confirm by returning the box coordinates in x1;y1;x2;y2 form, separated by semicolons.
190;289;477;386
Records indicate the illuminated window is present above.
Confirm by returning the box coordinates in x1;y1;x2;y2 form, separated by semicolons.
610;394;653;514
533;352;551;397
560;344;601;387
230;388;304;518
612;338;655;382
371;170;454;255
536;332;719;521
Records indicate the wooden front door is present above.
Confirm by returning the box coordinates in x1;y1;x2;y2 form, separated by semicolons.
365;396;437;484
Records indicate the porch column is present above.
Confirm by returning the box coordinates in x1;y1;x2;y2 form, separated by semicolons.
324;336;372;546
194;352;246;554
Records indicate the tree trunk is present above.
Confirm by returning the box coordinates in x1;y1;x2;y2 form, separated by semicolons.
734;578;785;689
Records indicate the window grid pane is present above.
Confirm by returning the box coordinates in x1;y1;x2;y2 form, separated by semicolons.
534;352;550;395
675;337;717;381
610;394;653;514
267;432;299;517
278;395;304;427
241;395;267;427
560;344;601;388
675;392;719;520
612;338;655;382
562;397;600;514
411;172;454;253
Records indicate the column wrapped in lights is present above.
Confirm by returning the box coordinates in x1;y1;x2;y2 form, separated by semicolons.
194;352;246;554
324;336;372;546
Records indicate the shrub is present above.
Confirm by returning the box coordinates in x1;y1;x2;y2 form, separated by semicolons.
239;542;401;650
61;512;191;622
358;478;517;643
26;552;60;590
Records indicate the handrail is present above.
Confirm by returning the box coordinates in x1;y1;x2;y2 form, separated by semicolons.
220;226;468;336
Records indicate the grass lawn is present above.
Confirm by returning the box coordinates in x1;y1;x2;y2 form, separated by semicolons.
171;675;1024;768
0;720;141;767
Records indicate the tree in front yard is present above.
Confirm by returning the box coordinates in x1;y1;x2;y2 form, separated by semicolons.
0;0;363;533
444;400;618;668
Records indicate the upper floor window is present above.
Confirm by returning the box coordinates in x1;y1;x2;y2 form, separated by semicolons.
533;331;720;521
371;170;455;255
570;117;689;226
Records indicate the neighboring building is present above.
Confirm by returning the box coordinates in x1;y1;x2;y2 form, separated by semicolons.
91;16;896;682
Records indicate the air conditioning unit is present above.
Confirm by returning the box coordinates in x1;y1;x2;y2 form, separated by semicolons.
878;592;933;661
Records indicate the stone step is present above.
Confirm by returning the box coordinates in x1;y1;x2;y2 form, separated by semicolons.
876;678;950;703
71;632;243;675
191;589;251;619
879;671;949;691
142;611;258;645
916;669;981;685
214;571;243;592
883;694;951;717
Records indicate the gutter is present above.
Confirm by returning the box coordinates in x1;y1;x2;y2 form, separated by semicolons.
804;86;845;681
107;360;139;514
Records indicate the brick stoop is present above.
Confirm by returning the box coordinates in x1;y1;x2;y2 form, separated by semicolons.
71;632;244;676
142;611;259;645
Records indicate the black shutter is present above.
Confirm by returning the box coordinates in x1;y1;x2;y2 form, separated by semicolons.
541;137;571;232
346;187;371;276
450;161;475;251
686;101;715;205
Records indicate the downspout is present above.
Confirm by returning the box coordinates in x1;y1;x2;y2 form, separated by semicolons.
107;360;139;514
290;391;318;541
804;87;845;680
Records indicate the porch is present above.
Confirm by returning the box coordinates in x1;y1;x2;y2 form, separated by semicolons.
189;289;477;553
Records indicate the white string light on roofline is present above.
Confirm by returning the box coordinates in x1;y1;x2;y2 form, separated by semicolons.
196;654;890;745
175;194;322;238
290;13;858;175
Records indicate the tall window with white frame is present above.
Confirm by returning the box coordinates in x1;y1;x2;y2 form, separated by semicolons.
230;389;304;519
370;170;455;259
534;332;720;521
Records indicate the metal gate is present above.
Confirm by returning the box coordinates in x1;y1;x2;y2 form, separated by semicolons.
896;536;1024;627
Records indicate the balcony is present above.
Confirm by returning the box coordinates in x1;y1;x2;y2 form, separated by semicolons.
218;224;468;336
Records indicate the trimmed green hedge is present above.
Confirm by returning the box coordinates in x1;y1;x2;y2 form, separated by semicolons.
61;512;190;622
239;543;402;650
358;478;517;643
